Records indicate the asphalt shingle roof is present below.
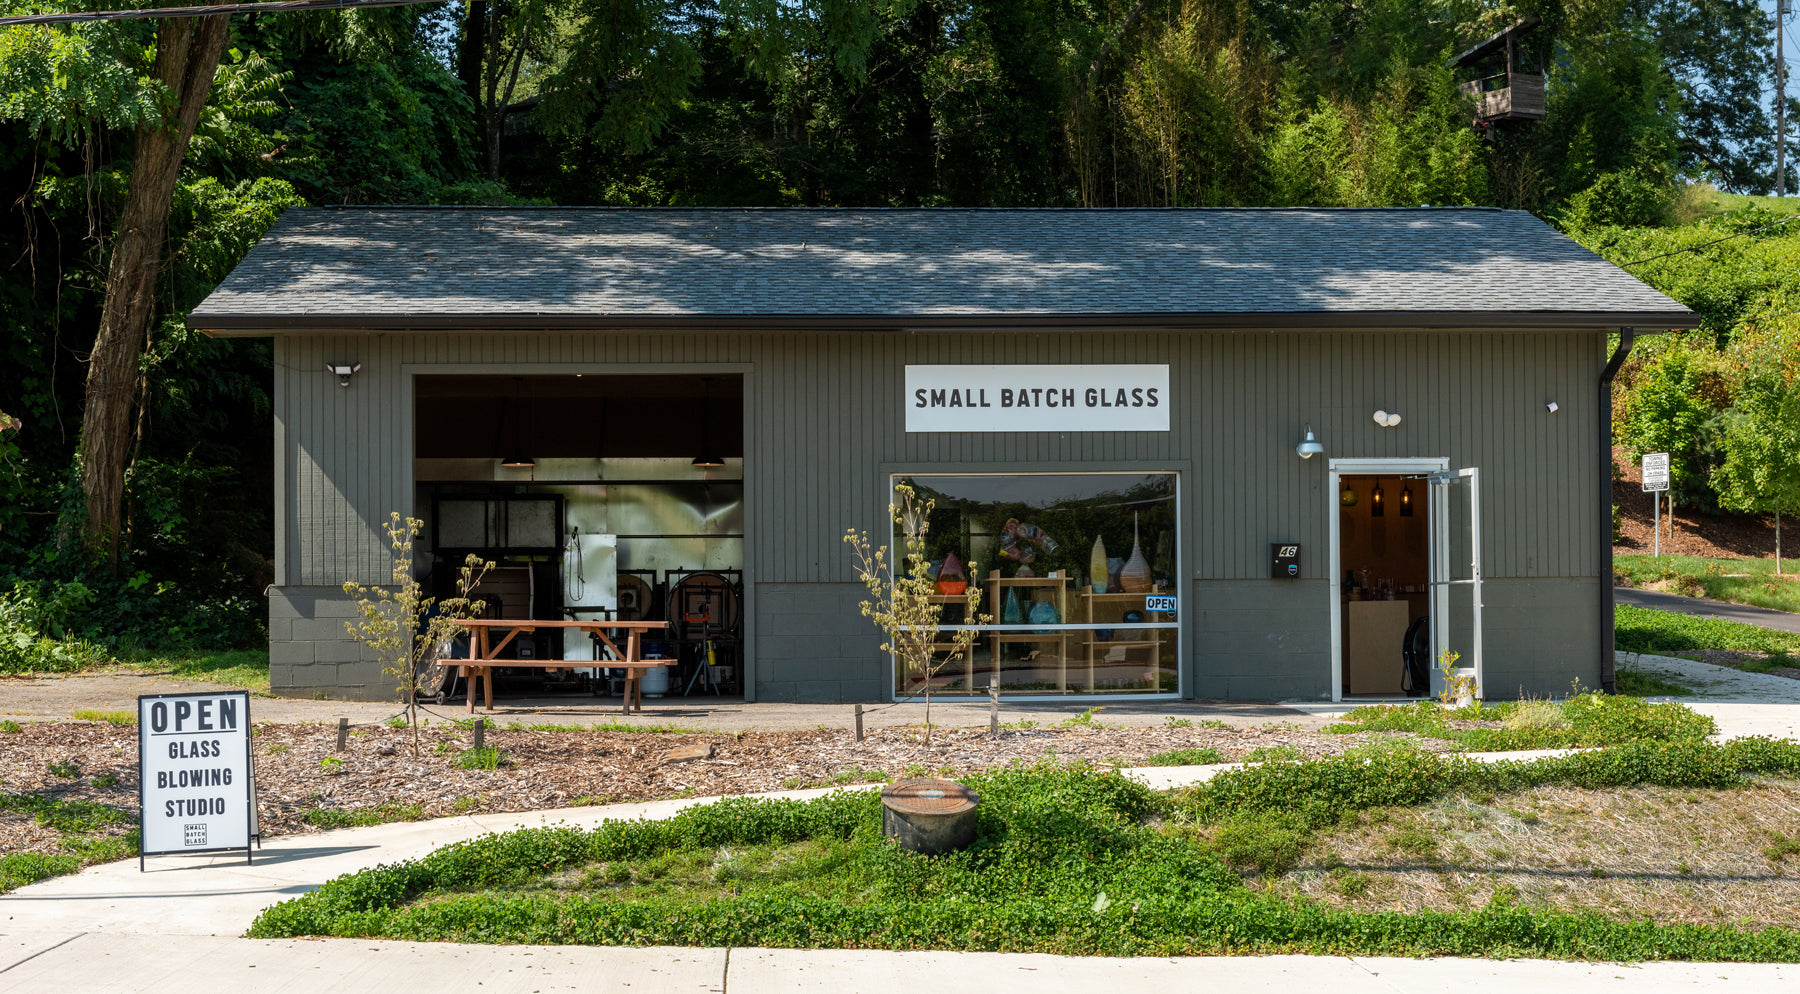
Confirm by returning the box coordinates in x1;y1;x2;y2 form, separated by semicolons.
189;206;1698;334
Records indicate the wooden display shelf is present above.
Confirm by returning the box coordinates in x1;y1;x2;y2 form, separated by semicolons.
1078;591;1168;693
987;571;1072;692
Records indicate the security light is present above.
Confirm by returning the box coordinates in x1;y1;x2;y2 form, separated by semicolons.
1545;401;1560;414
326;362;361;387
1373;410;1402;428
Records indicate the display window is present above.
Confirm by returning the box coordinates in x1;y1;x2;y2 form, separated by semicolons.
891;473;1180;698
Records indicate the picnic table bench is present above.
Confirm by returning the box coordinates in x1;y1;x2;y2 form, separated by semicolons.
449;619;672;714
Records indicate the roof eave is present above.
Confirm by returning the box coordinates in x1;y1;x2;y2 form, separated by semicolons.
190;309;1701;337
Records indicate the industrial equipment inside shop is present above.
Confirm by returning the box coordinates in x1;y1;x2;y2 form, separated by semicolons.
411;374;744;700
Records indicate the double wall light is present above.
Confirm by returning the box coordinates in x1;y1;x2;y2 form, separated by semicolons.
326;362;360;388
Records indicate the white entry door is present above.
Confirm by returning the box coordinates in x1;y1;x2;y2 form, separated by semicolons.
1427;467;1483;700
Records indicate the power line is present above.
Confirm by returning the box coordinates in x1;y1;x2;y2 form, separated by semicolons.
0;0;442;27
1619;212;1800;268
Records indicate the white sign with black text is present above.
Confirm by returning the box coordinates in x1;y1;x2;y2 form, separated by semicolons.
905;365;1171;432
1642;452;1671;493
138;691;255;864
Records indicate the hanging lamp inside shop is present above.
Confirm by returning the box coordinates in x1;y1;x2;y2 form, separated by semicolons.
501;377;535;468
1371;479;1385;517
692;376;724;468
1339;482;1357;507
1400;483;1414;516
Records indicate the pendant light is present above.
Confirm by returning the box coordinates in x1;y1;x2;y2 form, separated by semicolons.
1400;482;1414;516
1339;482;1357;507
501;376;535;468
1371;479;1384;517
692;376;724;469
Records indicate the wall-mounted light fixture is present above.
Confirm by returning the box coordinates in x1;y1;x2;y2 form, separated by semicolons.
1545;401;1560;414
1371;479;1385;517
326;362;361;388
1400;483;1414;517
1296;425;1324;459
1372;410;1402;428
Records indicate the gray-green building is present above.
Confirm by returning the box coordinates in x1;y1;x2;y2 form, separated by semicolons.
191;206;1696;704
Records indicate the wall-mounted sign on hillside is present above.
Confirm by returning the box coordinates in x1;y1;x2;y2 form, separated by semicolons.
905;365;1170;432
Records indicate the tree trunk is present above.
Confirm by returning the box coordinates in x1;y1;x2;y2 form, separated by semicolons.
78;14;232;567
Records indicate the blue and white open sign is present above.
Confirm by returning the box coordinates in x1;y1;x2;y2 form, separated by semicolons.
1145;595;1178;613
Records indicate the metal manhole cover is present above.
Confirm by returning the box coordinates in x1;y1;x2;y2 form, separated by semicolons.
880;778;978;816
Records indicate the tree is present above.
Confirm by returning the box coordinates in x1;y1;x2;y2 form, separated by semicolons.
344;513;492;755
77;14;233;568
1617;336;1726;515
1712;330;1800;571
845;483;986;745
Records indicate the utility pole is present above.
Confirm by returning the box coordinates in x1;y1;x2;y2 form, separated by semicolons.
1782;0;1791;196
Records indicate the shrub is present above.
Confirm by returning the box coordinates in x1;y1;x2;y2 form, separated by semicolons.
1145;748;1226;767
1502;700;1570;732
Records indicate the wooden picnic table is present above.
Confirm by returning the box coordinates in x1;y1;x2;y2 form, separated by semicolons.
449;619;672;714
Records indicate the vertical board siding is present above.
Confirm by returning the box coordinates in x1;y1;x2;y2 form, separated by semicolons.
280;329;1603;590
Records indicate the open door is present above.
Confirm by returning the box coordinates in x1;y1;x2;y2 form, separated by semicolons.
1427;467;1483;700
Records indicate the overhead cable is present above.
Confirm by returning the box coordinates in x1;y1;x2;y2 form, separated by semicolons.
0;0;441;27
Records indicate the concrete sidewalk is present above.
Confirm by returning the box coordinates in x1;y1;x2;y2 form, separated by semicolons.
2;934;1794;994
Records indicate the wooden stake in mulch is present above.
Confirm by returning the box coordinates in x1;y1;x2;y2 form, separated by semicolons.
473;716;485;750
336;717;349;751
989;685;999;738
854;704;864;742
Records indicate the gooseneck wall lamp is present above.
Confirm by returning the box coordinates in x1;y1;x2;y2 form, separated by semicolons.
1296;425;1325;460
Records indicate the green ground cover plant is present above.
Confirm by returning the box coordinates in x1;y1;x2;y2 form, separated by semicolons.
1615;605;1800;656
1144;748;1226;767
69;709;135;725
1615;555;1800;614
1324;693;1715;751
0;794;138;893
251;744;1800;960
299;802;428;830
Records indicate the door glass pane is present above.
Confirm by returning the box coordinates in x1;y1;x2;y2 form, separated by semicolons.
892;473;1180;697
1433;473;1480;697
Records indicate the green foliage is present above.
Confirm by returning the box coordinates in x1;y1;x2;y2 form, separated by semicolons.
248;755;1800;960
1615;604;1800;656
300;802;428;830
455;746;507;770
1144;748;1226;767
1561;170;1670;230
0;720;20;733
68;709;134;725
0;792;137;893
1326;693;1715;751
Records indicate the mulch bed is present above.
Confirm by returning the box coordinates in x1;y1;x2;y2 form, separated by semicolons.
1;720;1437;862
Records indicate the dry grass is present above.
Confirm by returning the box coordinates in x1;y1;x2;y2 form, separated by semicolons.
1274;781;1800;928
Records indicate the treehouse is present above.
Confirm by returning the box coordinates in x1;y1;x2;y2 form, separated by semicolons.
1449;17;1545;124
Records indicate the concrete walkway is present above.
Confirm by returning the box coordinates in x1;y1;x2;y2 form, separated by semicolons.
5;720;1800;993
1616;585;1800;632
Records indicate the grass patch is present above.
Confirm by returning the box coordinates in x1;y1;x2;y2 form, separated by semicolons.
135;649;271;693
1144;748;1226;767
1616;604;1800;657
1325;693;1715;751
1615;554;1800;614
0;719;20;733
250;742;1800;960
0;793;138;893
455;746;507;770
299;802;428;830
70;708;135;725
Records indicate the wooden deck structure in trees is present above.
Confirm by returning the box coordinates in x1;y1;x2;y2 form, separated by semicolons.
1450;17;1546;124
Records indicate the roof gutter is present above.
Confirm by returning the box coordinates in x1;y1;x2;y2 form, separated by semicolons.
189;310;1702;337
1598;328;1636;694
